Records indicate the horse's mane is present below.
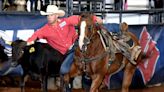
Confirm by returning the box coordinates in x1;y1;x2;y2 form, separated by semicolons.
78;12;95;26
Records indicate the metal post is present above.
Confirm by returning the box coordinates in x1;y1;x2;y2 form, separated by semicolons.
69;0;73;16
78;0;81;12
93;1;96;11
66;0;73;16
66;0;69;16
0;0;2;12
119;0;123;24
102;0;106;19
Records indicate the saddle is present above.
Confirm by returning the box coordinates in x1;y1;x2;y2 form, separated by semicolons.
98;26;141;65
97;27;116;61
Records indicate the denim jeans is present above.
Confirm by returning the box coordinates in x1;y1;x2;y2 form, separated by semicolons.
60;45;75;75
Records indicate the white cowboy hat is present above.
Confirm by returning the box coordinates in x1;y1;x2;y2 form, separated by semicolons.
40;5;65;17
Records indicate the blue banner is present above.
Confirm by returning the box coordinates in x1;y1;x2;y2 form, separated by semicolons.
0;13;47;41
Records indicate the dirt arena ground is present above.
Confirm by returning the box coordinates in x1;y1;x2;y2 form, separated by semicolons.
0;84;164;92
0;76;163;92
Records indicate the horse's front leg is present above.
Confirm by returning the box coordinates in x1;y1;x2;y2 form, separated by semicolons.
122;63;136;92
90;74;104;92
60;74;72;92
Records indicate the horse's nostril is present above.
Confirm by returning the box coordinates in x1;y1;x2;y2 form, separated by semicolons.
81;45;87;53
84;37;90;44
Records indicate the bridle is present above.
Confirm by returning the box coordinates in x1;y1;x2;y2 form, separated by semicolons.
75;21;110;74
77;19;110;61
81;26;94;53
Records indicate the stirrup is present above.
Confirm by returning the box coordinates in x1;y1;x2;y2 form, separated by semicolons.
130;60;137;65
109;54;115;61
84;74;91;80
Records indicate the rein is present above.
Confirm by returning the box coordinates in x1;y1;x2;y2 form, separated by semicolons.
74;51;109;63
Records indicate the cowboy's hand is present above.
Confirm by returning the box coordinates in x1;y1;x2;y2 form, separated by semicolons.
96;17;103;24
27;41;34;46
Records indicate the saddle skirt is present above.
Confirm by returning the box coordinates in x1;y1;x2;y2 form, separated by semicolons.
98;28;141;65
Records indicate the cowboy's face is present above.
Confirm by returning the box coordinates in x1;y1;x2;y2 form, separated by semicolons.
47;14;58;25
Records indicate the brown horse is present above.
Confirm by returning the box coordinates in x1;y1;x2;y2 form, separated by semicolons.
63;13;146;92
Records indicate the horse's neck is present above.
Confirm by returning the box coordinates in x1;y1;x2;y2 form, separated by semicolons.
87;33;105;54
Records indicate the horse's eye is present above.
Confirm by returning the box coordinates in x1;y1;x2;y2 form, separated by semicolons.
21;50;24;54
81;15;85;18
88;27;91;30
87;26;92;31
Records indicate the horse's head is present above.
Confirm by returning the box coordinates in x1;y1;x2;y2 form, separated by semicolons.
78;13;99;52
11;39;27;65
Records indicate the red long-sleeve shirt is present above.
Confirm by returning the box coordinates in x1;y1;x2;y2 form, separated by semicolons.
27;15;96;55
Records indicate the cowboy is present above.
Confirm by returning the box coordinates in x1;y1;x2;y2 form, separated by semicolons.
26;5;103;75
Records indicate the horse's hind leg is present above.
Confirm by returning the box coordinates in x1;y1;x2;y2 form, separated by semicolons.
90;74;104;92
122;63;136;92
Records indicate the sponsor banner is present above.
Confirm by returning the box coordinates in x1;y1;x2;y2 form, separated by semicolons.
0;13;47;41
105;24;163;89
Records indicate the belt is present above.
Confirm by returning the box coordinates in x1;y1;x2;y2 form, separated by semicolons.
69;43;74;50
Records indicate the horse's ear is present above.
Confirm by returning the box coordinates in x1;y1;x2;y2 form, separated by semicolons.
87;11;94;15
80;12;87;18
